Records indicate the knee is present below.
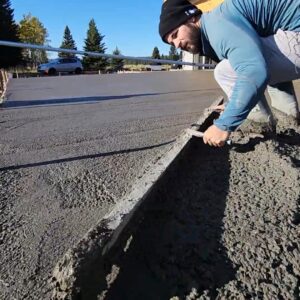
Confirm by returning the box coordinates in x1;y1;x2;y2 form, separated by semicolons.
214;61;226;85
214;60;235;85
214;60;237;96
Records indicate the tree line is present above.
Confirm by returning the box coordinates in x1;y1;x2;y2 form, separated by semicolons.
0;0;180;71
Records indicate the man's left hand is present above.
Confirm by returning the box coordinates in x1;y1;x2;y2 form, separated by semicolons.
203;125;230;147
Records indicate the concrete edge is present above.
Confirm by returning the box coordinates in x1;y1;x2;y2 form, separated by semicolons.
51;96;224;299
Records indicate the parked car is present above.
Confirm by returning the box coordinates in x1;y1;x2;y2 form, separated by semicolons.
37;58;83;75
171;60;183;70
145;64;163;71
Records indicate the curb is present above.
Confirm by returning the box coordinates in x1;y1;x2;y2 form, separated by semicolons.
51;96;224;300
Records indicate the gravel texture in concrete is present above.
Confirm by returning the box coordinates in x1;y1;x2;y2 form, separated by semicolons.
0;71;220;299
1;74;299;300
69;123;300;300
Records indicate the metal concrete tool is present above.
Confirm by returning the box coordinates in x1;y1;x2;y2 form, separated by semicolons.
186;128;232;145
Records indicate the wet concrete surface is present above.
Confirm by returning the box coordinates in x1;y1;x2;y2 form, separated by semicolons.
1;73;300;300
0;71;220;299
75;125;300;300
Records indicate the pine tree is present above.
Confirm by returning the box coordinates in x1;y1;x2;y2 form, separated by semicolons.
83;19;108;71
151;47;161;60
59;26;77;58
0;0;22;68
110;47;124;71
169;45;180;61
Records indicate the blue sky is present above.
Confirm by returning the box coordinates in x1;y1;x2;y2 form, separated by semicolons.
10;0;171;58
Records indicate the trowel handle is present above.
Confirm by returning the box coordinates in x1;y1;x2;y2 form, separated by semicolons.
186;128;232;146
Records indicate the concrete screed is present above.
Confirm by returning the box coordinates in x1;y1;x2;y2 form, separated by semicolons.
0;72;300;299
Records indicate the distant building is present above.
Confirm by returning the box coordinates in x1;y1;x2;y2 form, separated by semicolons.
182;51;215;70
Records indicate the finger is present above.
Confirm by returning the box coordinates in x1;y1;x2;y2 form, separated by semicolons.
213;140;222;147
213;140;224;147
212;141;220;147
217;141;225;147
208;139;214;147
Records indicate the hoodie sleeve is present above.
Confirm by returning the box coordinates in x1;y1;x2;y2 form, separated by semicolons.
202;11;269;131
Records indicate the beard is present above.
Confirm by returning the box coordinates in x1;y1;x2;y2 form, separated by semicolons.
184;24;201;54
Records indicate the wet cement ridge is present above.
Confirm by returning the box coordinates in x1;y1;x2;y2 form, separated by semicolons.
51;108;300;300
51;98;225;299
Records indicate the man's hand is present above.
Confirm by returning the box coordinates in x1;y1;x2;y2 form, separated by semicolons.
203;125;230;147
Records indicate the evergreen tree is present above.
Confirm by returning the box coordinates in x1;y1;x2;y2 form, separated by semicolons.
110;47;124;71
83;19;108;71
0;0;22;68
59;26;77;58
151;47;161;60
169;45;180;61
19;14;48;67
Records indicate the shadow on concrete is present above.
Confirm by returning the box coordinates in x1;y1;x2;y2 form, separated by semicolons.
1;89;217;109
275;129;300;227
231;136;267;153
277;129;300;146
77;139;236;299
2;93;161;109
0;140;175;172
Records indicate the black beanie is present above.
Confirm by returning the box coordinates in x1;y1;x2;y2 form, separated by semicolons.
159;0;202;43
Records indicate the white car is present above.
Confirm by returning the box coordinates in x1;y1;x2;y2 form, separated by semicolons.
38;58;83;75
145;64;163;71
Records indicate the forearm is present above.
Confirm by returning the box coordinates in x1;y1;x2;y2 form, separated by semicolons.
214;73;268;131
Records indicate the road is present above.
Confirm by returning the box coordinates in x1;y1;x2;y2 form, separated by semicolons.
0;71;221;299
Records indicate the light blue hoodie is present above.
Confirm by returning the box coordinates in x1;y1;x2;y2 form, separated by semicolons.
200;0;300;131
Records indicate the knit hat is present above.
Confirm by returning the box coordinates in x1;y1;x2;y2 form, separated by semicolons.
159;0;202;43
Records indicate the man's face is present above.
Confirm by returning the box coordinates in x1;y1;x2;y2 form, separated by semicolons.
166;19;201;54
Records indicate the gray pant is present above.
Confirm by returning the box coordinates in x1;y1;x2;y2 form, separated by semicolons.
214;30;300;122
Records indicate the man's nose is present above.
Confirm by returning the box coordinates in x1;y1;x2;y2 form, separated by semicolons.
173;39;181;48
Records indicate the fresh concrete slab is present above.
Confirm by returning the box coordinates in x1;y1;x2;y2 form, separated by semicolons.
1;73;299;300
50;98;224;300
0;71;220;300
52;111;300;300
